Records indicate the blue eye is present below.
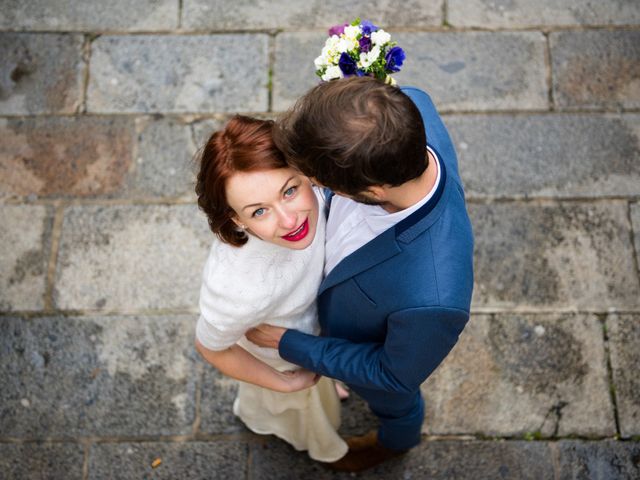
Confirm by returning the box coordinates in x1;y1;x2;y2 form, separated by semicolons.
252;208;266;217
284;186;297;197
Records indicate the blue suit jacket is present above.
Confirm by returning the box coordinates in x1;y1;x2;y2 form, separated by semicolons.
279;87;474;395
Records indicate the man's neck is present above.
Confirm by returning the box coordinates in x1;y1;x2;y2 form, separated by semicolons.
380;149;438;213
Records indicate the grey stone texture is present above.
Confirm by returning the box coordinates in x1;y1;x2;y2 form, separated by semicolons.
633;202;640;275
448;0;640;27
127;116;198;200
607;314;640;438
251;439;556;479
87;35;269;114
182;0;443;30
0;116;134;198
0;0;178;31
273;31;549;112
0;204;52;311
422;314;615;437
0;443;84;480
88;441;249;479
551;30;640;110
556;440;640;480
199;366;244;434
470;202;640;310
54;204;211;311
393;32;548;111
0;33;84;114
448;113;640;198
0;315;198;437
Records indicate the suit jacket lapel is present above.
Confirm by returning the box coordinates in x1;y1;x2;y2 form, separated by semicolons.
318;226;402;295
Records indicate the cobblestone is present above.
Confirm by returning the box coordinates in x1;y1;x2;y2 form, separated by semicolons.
448;113;640;198
0;204;52;311
551;30;640;110
182;0;443;31
54;205;211;311
448;0;640;27
0;116;134;198
470;202;640;310
422;313;614;437
607;313;640;438
88;35;269;113
0;315;198;437
0;33;84;114
0;443;84;480
0;0;178;31
88;441;249;479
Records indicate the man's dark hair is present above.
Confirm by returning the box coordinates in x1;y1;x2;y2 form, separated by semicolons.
273;77;427;196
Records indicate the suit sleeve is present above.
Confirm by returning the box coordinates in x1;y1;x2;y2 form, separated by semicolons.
279;306;469;393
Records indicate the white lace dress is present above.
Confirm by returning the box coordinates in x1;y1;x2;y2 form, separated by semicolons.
196;191;347;462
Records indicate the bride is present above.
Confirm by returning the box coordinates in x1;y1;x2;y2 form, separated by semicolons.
194;115;347;462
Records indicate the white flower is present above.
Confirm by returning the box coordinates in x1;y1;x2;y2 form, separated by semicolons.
371;29;391;46
322;65;344;81
343;24;361;40
336;36;358;53
314;55;327;69
358;45;381;68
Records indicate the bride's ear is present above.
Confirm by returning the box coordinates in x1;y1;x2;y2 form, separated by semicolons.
230;215;246;231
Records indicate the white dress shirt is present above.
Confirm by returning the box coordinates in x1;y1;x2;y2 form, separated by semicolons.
324;146;441;276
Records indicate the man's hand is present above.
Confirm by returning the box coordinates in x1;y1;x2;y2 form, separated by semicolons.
278;369;320;392
246;324;287;349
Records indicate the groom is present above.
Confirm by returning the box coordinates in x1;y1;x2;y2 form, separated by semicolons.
247;77;474;471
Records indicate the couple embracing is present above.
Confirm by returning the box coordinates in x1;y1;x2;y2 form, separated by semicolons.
194;76;474;472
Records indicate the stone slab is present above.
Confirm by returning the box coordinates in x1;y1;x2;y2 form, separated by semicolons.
422;314;615;437
0;33;83;115
607;314;640;438
54;204;211;311
182;0;443;30
88;441;248;479
447;113;640;198
0;443;84;480
0;315;198;437
0;116;134;198
470;202;640;310
448;0;640;27
0;0;177;31
393;32;548;111
337;389;379;437
0;205;52;311
87;35;268;114
555;440;640;480
198;364;244;434
273;31;548;112
251;439;555;479
126;116;197;200
551;30;640;110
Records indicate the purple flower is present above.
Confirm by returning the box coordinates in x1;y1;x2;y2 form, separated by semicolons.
361;20;378;35
328;22;348;36
359;36;372;53
385;46;406;73
338;52;358;76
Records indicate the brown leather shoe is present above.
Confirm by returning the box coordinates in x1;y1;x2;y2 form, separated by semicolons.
327;433;408;472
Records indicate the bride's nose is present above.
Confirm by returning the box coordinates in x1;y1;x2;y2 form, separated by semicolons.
277;207;297;230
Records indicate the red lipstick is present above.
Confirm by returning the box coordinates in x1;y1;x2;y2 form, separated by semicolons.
282;218;309;242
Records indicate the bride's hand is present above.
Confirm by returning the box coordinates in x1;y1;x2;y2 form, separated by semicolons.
279;369;320;392
246;324;287;349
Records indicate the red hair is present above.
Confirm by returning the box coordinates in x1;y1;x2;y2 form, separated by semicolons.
196;115;288;246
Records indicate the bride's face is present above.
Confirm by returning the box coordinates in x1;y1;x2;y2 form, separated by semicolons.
226;168;319;250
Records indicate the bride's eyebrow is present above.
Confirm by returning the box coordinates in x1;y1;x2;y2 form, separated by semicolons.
241;176;296;211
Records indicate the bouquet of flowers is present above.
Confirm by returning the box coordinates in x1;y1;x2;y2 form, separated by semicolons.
314;18;406;84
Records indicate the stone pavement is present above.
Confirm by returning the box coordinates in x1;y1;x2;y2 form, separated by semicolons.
1;1;639;478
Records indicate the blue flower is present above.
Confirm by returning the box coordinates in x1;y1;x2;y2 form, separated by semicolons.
385;46;405;73
361;20;378;35
359;36;372;53
338;52;358;76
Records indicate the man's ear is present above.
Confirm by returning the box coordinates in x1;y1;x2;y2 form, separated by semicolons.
365;185;389;201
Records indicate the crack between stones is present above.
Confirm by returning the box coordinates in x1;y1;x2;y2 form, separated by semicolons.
543;31;555;111
626;201;640;296
177;0;183;29
43;204;65;312
601;313;623;438
267;32;277;113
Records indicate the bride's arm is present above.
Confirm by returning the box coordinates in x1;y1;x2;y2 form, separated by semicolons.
195;339;319;393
